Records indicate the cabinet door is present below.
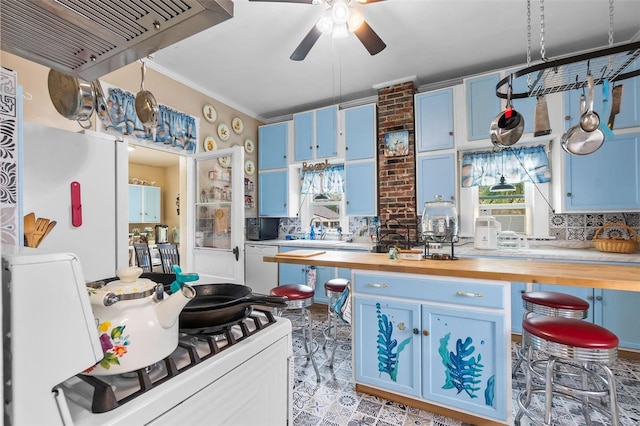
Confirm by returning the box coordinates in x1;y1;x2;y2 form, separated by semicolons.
258;170;288;216
511;282;526;334
564;132;640;211
312;265;334;304
316;106;338;158
421;305;507;422
143;186;161;223
128;185;143;223
278;246;307;285
416;153;455;210
598;289;640;350
293;111;314;162
345;162;376;216
354;296;421;397
415;89;454;152
465;73;501;141
345;104;376;160
258;122;288;170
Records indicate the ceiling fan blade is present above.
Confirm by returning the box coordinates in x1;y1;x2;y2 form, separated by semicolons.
249;0;313;3
359;0;385;3
290;26;322;61
354;21;386;56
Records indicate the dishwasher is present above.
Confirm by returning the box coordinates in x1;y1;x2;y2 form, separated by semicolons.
245;244;279;295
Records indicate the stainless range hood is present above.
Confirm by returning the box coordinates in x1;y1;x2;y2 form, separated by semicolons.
1;0;233;80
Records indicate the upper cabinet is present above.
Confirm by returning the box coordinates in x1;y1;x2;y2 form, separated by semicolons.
345;103;376;160
258;122;289;170
293;106;338;162
416;153;456;210
345;162;377;216
465;73;501;141
258;170;289;217
563;131;640;211
129;185;161;223
415;89;454;152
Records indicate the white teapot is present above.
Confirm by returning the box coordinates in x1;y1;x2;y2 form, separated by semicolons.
84;267;195;375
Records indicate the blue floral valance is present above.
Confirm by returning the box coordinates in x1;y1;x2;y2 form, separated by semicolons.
301;165;345;195
461;145;551;188
105;87;197;153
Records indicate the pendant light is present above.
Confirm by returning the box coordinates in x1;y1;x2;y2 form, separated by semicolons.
490;150;516;192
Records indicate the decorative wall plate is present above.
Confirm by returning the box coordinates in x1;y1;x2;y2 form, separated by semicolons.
203;136;217;152
244;159;255;175
244;138;255;154
232;117;244;134
202;104;217;123
218;155;231;168
217;123;230;141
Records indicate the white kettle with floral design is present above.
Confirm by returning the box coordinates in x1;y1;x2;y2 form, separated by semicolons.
83;267;195;375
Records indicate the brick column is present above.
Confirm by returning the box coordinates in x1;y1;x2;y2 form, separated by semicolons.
376;81;417;242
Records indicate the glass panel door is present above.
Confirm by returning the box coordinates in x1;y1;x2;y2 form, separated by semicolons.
194;155;233;250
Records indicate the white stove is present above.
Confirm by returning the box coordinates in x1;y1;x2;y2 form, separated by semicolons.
3;247;293;426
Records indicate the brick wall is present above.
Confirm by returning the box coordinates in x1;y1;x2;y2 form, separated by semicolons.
376;81;418;241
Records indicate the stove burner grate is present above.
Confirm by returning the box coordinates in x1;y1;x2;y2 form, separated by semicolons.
78;309;277;413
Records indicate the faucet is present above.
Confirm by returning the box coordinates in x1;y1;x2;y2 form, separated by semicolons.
337;226;343;241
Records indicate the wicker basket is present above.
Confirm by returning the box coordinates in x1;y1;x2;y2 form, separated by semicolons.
593;222;638;253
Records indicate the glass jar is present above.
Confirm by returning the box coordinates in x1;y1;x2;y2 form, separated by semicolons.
421;195;459;242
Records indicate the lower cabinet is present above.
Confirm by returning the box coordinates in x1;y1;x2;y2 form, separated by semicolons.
353;272;509;423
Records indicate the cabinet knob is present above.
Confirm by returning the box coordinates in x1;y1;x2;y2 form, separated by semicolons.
448;131;454;136
565;115;571;121
413;328;419;335
345;146;349;150
596;295;603;301
422;330;429;336
315;145;319;149
587;295;594;300
566;192;572;197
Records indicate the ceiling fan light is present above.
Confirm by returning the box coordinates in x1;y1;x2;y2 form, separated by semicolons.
316;11;334;34
347;8;364;32
331;1;350;24
332;23;349;38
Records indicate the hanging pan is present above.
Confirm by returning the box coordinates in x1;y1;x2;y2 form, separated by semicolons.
135;61;158;128
561;89;605;156
47;69;94;129
490;78;524;148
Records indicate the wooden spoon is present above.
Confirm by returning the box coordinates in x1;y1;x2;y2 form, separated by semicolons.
35;221;56;248
31;218;51;248
24;212;36;247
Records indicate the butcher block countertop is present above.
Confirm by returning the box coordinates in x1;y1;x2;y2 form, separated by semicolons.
264;251;640;292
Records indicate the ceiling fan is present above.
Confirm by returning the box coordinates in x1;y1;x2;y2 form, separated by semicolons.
249;0;386;61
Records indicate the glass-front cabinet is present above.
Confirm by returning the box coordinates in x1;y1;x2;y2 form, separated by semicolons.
188;145;245;283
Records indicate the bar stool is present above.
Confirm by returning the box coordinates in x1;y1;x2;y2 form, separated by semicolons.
513;291;590;376
321;278;350;368
515;316;620;426
270;284;320;383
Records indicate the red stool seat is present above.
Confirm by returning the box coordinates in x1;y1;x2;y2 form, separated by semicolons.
324;278;349;293
270;284;314;301
523;316;619;350
522;291;590;311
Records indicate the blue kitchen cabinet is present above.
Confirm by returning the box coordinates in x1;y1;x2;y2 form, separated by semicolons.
354;296;422;397
416;153;456;210
345;104;376;160
337;267;352;280
312;265;333;304
129;184;161;223
421;305;507;422
258;122;288;170
415;89;454;152
563;57;640;132
293;106;338;162
353;271;509;422
345;161;376;216
278;246;308;285
563;132;640;211
258;170;288;217
511;282;526;333
465;73;501;141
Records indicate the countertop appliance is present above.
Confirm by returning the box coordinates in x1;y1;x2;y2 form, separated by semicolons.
246;217;280;241
474;216;501;250
245;244;279;295
2;246;293;425
155;224;169;244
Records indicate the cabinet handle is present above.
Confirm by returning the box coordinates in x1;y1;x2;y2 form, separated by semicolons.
367;282;388;288
422;330;429;336
413;328;419;335
456;290;484;298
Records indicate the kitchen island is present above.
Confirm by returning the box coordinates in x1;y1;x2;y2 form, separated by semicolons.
264;251;640;426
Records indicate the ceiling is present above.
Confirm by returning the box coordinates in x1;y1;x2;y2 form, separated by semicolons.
147;0;640;123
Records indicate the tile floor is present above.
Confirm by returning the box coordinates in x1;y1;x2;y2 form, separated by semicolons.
289;305;640;426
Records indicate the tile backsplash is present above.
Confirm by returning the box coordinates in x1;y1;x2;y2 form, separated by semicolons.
549;212;640;241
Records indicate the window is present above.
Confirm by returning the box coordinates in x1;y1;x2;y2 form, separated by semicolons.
299;164;347;233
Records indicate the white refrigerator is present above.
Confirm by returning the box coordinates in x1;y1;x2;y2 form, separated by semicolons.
21;122;129;281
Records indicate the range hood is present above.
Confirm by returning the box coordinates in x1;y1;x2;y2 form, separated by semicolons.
1;0;233;80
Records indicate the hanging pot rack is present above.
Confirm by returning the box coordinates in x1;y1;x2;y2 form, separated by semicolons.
496;40;640;100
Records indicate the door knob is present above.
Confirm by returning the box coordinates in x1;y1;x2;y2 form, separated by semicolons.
232;246;239;261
